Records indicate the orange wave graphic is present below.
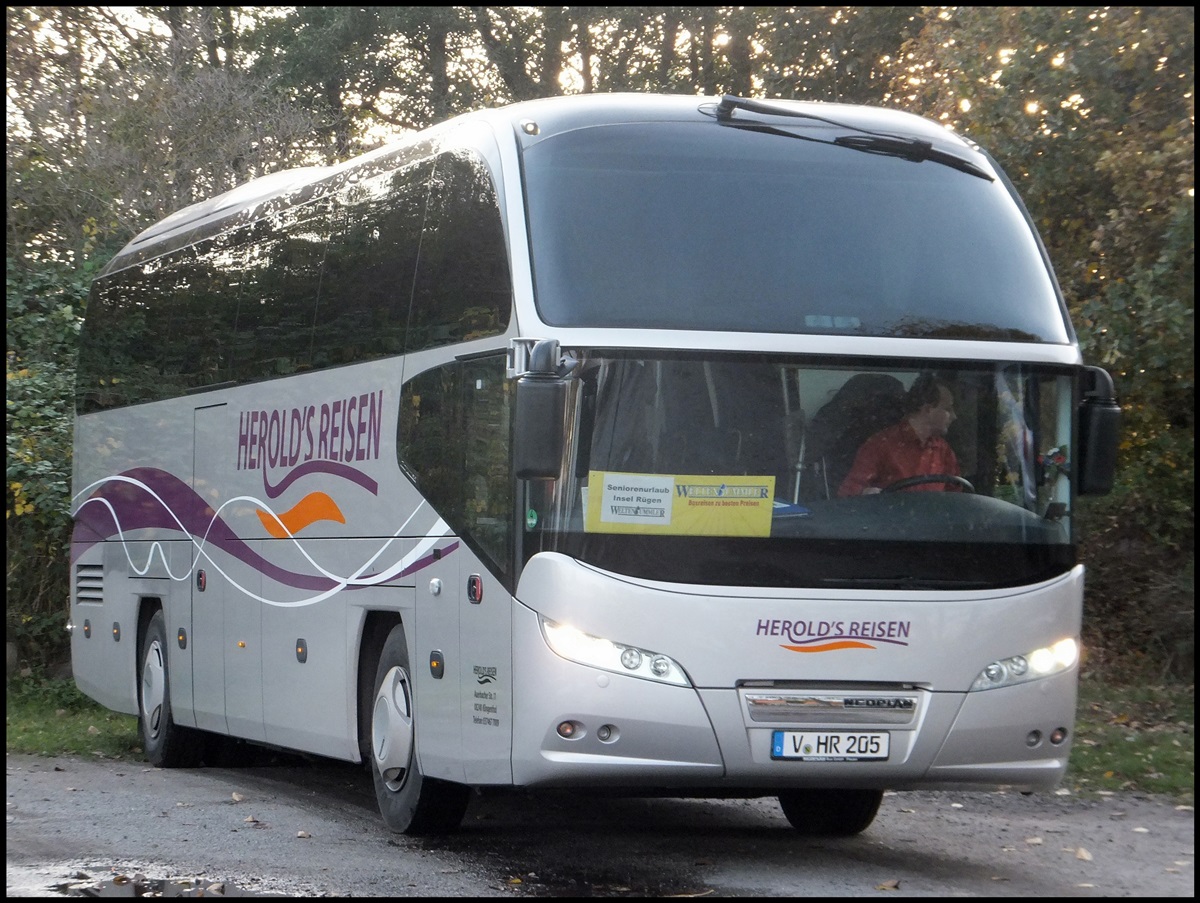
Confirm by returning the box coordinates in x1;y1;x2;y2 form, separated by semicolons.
781;641;876;653
257;492;346;538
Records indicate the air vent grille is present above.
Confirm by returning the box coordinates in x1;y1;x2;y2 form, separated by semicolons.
75;563;104;603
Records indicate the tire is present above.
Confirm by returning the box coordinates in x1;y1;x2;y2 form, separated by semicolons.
139;609;204;767
369;623;469;835
778;788;883;836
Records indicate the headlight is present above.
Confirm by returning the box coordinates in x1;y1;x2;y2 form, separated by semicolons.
970;637;1079;691
539;617;691;687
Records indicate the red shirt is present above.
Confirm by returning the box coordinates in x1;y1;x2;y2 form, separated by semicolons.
837;420;960;497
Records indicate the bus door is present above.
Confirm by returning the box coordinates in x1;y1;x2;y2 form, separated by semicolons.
413;543;464;781
192;403;265;741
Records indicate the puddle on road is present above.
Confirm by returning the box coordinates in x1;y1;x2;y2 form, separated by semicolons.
51;870;283;897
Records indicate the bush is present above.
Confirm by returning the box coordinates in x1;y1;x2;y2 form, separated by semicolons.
6;259;86;671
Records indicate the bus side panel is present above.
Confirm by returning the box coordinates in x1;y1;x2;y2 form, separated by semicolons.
220;540;265;741
192;403;262;740
70;538;195;720
261;540;416;762
158;540;197;730
69;541;140;715
71;402;195;714
413;545;465;781
260;596;348;757
189;544;228;735
458;554;514;784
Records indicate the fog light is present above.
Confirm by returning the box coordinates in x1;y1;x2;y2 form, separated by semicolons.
1026;730;1042;747
1050;726;1068;745
557;721;579;739
596;724;612;742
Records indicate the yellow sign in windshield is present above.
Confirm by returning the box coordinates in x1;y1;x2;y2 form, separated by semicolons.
585;471;775;537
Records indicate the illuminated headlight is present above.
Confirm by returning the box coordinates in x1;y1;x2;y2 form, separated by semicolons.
539;617;691;687
971;638;1079;691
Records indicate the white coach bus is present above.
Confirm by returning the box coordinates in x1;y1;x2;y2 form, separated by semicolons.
69;93;1120;836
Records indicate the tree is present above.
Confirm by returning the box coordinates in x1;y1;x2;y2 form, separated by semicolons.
6;6;321;669
889;6;1194;674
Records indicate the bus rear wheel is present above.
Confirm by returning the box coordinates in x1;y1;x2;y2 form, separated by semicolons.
370;624;469;835
139;609;204;767
778;788;883;836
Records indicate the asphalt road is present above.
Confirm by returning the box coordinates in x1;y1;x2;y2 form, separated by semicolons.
6;751;1194;897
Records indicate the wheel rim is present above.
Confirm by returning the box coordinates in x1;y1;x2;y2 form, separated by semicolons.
372;665;414;791
141;639;166;740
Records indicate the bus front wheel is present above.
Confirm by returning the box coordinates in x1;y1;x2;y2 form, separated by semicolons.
777;788;883;836
139;608;203;767
370;624;469;834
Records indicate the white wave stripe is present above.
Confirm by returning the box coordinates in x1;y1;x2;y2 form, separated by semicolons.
74;474;451;607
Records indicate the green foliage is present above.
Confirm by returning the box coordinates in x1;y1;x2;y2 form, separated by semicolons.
889;6;1194;673
5;677;141;759
1077;199;1195;548
7;611;72;677
1079;540;1195;681
1068;674;1194;802
6;673;94;711
6;259;88;667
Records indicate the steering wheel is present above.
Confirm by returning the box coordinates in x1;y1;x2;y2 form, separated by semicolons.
881;474;975;494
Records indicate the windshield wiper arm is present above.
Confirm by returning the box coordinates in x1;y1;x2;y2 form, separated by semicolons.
715;94;844;125
710;94;994;182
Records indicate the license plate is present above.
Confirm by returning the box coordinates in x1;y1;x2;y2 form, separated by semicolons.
771;731;890;761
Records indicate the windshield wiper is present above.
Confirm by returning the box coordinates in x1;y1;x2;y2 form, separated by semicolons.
830;134;994;180
709;94;994;182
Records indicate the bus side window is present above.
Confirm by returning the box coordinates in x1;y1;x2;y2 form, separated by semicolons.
77;267;159;412
315;160;434;367
399;357;514;580
408;150;512;354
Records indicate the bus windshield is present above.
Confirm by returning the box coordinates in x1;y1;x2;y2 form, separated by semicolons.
522;355;1076;590
522;121;1071;343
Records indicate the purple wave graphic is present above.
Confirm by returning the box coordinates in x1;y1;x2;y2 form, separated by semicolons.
374;541;461;581
72;467;338;591
783;635;910;647
261;459;379;500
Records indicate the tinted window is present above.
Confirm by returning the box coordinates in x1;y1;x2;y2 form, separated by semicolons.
399;356;514;581
77;266;167;412
224;200;335;382
523;123;1070;343
523;353;1077;590
77;154;437;412
314;160;435;366
79;144;511;414
408;150;512;353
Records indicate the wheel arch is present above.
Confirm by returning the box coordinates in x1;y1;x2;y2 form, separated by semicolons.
357;611;404;763
134;595;164;699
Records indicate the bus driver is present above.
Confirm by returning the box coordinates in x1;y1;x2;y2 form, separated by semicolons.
837;372;961;496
